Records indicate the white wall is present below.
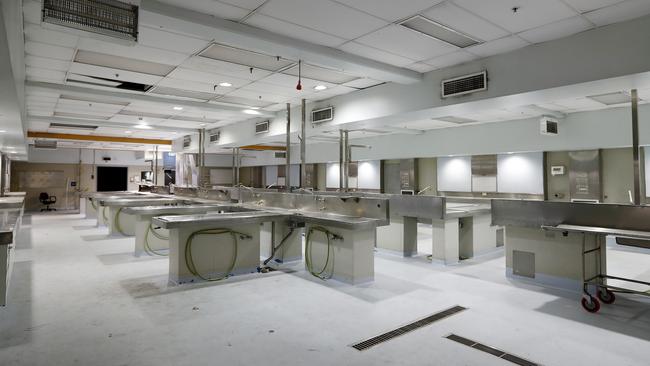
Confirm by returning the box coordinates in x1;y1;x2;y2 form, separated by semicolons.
437;156;472;192
28;146;151;166
497;152;544;194
646;148;650;198
326;161;381;190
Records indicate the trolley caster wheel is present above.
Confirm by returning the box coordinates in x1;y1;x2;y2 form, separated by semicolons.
597;289;616;304
581;297;601;313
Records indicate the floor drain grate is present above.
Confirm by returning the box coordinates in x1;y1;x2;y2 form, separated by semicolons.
350;305;467;351
445;334;539;366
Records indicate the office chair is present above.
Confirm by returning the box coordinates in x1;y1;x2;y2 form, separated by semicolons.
39;192;57;212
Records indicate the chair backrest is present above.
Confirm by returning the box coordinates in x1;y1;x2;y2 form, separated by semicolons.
39;192;49;201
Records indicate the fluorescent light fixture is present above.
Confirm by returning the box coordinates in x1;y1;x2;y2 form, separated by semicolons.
314;85;328;91
250;107;261;110
125;130;132;134
433;116;477;124
400;15;480;48
199;123;207;126
219;82;233;87
173;106;184;111
587;92;633;105
134;124;152;129
243;109;261;115
0;130;6;133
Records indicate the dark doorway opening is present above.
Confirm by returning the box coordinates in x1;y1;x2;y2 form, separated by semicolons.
97;166;128;192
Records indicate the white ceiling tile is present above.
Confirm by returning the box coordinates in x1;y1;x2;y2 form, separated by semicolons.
76;38;188;66
156;0;250;20
182;56;272;81
24;24;79;48
334;0;445;22
338;41;415;67
156;78;219;94
583;0;650;26
518;16;593;44
258;73;336;91
259;0;388;39
563;0;626;13
219;0;268;10
68;63;164;86
245;14;346;48
394;119;456;130
355;24;458;61
25;67;66;83
25;41;75;61
138;25;210;54
22;0;41;25
25;55;71;72
465;35;529;57
552;97;607;111
242;81;308;97
422;2;510;42
167;68;251;89
341;78;384;89
224;88;288;103
405;62;437;73
453;0;577;33
423;50;478;69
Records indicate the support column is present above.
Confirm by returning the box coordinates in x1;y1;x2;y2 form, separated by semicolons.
285;103;291;192
631;89;641;205
300;98;307;188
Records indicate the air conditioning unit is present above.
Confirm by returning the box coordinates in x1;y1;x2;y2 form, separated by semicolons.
208;129;220;143
255;120;270;134
274;151;287;159
312;107;334;124
34;140;57;150
441;71;487;98
540;116;559;135
182;135;192;149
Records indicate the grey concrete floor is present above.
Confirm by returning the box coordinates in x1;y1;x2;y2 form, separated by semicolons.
1;213;649;366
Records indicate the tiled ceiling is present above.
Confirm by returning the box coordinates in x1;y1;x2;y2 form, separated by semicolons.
20;0;650;142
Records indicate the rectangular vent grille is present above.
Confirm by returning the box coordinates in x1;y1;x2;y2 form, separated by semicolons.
442;71;487;98
34;140;58;149
42;0;139;41
255;121;270;134
350;305;466;351
50;122;98;130
446;334;539;366
274;151;286;159
312;107;334;124
182;136;191;149
208;130;220;143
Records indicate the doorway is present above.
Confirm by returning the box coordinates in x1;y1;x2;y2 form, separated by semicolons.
96;166;128;192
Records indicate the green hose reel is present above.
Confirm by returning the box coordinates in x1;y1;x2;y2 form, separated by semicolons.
184;228;252;282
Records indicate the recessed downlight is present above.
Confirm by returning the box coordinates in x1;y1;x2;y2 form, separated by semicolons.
173;106;184;111
314;85;328;91
134;124;152;130
125;130;132;134
243;109;261;115
219;82;233;87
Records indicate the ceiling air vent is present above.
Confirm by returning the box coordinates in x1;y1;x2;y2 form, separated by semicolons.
42;0;139;41
34;140;58;150
208;129;220;143
49;122;98;130
274;151;287;159
441;71;487;98
182;136;191;149
255;120;270;134
312;107;334;124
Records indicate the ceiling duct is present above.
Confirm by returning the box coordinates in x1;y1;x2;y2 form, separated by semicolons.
34;140;58;150
42;0;139;41
49;122;99;130
441;71;487;98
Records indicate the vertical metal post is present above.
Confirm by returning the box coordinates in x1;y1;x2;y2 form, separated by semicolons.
300;98;307;188
197;129;204;187
285;103;291;192
235;147;240;185
632;89;641;205
232;148;237;187
154;145;159;185
343;130;349;192
0;154;6;196
339;130;344;191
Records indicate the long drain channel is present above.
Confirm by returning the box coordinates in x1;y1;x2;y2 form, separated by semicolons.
446;334;539;366
350;305;467;351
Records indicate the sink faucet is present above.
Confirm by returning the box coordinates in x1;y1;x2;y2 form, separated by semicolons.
314;196;326;211
417;186;432;195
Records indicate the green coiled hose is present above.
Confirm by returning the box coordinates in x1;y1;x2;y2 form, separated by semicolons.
184;228;251;282
305;226;336;280
143;217;175;256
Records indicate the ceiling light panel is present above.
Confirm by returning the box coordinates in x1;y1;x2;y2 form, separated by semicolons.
49;123;98;130
354;24;458;61
421;2;508;42
433;116;477;123
200;44;294;72
587;92;633;105
400;15;480;48
282;63;358;84
74;50;175;76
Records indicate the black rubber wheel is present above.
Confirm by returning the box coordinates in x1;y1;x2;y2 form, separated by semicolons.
581;297;601;313
597;289;616;304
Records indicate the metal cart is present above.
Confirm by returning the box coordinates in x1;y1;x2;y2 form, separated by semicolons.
542;224;650;313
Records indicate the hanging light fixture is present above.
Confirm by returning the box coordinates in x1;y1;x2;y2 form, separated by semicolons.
296;60;303;91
